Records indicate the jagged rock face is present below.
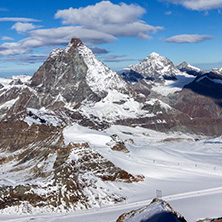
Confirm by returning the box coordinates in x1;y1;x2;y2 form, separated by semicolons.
30;38;98;106
9;78;23;86
177;62;204;76
0;37;131;121
0;120;139;213
0;38;130;116
0;120;60;153
116;199;187;222
115;92;222;136
126;52;180;81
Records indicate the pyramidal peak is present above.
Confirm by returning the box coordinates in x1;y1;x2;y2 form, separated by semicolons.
126;51;180;81
29;37;129;108
49;38;83;58
149;52;160;57
65;37;84;53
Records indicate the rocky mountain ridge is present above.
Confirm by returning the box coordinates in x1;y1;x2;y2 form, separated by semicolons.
177;61;204;76
121;52;180;82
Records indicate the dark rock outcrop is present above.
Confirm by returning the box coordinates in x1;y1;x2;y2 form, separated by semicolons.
116;199;187;222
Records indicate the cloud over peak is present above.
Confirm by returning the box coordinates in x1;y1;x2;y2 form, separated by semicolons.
55;1;145;26
55;1;163;39
0;26;117;56
165;34;213;43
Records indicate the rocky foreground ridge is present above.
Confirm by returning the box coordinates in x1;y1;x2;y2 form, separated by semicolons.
116;199;222;222
116;199;186;222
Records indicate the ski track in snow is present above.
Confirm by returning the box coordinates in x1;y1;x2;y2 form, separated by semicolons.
1;186;222;222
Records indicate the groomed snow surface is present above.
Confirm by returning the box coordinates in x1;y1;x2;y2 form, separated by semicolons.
1;124;222;222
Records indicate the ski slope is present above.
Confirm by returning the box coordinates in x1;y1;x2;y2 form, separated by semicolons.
1;124;222;222
1;187;222;222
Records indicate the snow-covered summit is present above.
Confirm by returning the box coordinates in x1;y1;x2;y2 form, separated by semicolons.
31;38;129;101
126;52;180;81
29;38;130;109
211;67;222;76
149;52;161;58
177;62;204;76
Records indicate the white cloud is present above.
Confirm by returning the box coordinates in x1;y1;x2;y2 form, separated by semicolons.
165;34;213;43
1;36;14;41
0;17;40;22
28;26;117;45
0;26;117;56
11;22;40;33
162;0;222;10
55;1;163;39
0;42;31;56
56;1;145;26
0;1;163;62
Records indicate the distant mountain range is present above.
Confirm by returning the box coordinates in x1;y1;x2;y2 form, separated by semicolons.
119;53;208;83
0;38;222;214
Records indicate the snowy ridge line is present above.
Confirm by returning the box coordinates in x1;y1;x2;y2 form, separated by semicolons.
3;186;222;222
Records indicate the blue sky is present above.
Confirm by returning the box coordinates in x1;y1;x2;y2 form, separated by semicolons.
1;0;222;77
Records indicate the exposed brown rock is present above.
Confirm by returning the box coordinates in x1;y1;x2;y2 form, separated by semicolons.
111;142;129;153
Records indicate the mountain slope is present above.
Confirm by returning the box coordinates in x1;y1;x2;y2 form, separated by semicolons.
30;38;129;108
177;62;204;76
125;52;180;81
0;39;140;213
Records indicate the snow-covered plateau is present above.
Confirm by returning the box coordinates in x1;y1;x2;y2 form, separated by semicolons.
1;123;222;222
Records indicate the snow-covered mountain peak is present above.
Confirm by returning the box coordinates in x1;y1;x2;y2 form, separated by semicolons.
49;38;83;58
28;38;130;109
177;61;188;68
126;52;180;81
149;52;160;58
65;37;84;53
177;61;204;76
212;67;222;75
